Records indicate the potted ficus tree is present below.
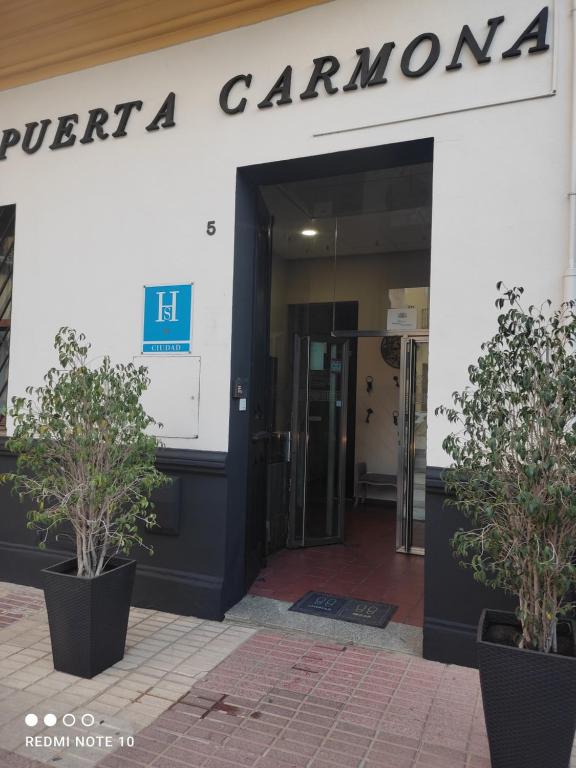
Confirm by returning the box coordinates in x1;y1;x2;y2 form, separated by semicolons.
2;328;168;678
437;284;576;768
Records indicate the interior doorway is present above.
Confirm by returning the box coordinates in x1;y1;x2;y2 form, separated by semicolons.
233;140;433;627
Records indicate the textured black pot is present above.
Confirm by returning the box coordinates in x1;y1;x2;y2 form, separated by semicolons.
477;609;576;768
43;556;136;679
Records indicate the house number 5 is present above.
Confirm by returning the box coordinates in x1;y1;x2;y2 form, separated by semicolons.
207;221;216;236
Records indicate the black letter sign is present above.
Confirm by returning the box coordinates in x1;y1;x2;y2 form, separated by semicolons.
80;108;109;144
446;16;505;70
503;7;549;58
146;92;176;132
219;75;252;114
22;120;51;154
0;128;20;160
258;66;293;109
112;100;143;138
300;56;340;99
49;114;79;150
344;43;396;91
401;33;441;77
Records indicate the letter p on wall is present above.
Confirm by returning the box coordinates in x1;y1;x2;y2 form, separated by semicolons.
0;128;20;160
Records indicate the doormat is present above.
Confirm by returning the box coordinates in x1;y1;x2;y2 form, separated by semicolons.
289;591;397;629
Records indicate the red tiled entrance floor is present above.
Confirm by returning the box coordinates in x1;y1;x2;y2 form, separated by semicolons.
250;505;424;627
104;630;490;768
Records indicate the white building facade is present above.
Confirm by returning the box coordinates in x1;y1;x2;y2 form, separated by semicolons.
0;0;567;666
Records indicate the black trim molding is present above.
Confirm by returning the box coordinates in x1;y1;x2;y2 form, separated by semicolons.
156;447;227;474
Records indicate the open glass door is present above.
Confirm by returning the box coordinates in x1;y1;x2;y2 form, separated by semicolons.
397;335;429;555
288;335;348;547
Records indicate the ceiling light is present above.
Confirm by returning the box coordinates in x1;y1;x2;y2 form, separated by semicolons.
301;229;318;237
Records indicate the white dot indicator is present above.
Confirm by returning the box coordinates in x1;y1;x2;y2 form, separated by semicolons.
62;714;76;727
44;714;57;727
81;713;95;727
24;714;38;727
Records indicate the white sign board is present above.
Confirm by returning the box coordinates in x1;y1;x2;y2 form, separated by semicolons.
134;355;200;439
387;307;418;332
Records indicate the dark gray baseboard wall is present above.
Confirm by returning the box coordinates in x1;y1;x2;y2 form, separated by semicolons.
424;467;515;668
0;444;237;621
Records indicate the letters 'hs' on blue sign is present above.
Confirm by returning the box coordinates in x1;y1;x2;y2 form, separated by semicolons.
142;284;193;353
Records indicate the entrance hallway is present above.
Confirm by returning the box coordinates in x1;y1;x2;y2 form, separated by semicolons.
249;504;424;627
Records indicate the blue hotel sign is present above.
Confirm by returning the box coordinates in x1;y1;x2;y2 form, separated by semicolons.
143;284;193;353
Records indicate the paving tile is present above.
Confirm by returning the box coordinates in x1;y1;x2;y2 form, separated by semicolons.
153;749;207;768
0;584;261;768
101;756;147;768
0;583;503;768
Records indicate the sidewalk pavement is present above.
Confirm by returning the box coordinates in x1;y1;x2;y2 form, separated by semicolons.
0;582;255;767
0;580;560;768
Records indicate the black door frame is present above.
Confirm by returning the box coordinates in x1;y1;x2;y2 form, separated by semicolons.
227;139;434;599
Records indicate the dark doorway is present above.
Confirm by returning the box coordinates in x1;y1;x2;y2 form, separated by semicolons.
229;140;433;623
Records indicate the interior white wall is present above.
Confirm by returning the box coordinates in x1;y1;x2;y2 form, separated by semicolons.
281;253;429;324
0;0;568;464
355;337;399;498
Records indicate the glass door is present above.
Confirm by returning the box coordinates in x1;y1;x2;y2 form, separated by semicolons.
288;335;349;547
397;335;429;554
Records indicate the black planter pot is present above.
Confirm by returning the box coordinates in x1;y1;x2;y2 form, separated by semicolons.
43;556;136;679
477;608;576;768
